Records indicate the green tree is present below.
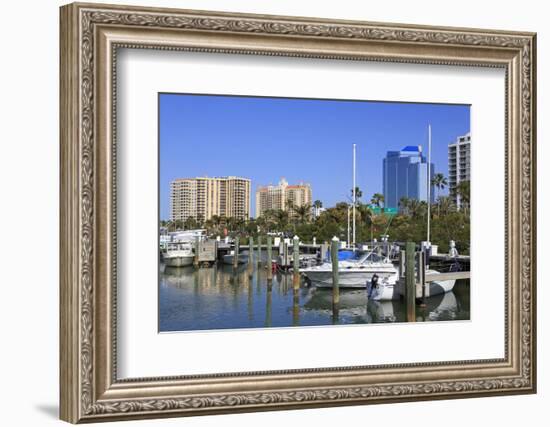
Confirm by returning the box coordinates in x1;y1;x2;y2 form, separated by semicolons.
436;196;456;217
431;173;448;200
455;180;470;211
351;187;363;202
398;197;410;215
273;209;289;232
370;193;385;210
183;216;197;230
292;203;312;224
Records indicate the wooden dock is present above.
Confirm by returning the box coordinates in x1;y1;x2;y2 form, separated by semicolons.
425;271;471;282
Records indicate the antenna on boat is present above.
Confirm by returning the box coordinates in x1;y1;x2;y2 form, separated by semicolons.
427;124;432;245
352;143;356;248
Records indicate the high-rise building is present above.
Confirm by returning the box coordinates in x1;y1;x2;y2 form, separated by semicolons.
448;132;471;208
255;178;312;219
170;176;251;222
382;146;435;210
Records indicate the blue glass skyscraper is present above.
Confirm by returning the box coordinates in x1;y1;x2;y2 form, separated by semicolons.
383;146;435;210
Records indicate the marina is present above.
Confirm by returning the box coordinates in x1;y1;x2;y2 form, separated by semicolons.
159;257;470;331
159;233;470;331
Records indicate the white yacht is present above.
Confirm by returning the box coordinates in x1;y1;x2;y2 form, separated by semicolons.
162;242;195;267
300;252;399;289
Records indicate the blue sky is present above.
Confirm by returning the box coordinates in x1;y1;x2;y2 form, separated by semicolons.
159;93;470;220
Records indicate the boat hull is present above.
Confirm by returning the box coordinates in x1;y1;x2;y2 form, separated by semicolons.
222;254;249;265
366;279;400;300
163;255;194;267
304;269;397;289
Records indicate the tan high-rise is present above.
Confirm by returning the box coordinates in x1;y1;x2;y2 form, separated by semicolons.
448;132;471;209
255;178;312;219
170;176;251;222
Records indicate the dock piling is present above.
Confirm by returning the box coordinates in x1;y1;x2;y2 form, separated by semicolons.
405;241;416;322
248;236;254;263
248;236;254;277
193;236;200;268
419;249;427;307
293;235;300;291
233;236;240;270
257;235;262;266
331;236;340;320
267;236;273;282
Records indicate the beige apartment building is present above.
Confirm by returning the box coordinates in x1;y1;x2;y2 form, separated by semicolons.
170;176;251;222
255;178;312;219
448;132;471;209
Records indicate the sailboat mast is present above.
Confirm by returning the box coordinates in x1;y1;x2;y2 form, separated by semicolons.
427;124;432;244
352;143;356;247
347;205;351;247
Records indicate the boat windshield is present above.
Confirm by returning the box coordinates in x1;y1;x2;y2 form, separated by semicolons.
356;251;386;263
167;242;192;251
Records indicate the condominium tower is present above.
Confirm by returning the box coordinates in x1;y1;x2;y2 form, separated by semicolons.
382;146;435;210
255;178;312;219
170;176;251;222
448;132;471;208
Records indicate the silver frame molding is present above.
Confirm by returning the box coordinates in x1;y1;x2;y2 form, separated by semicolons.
60;2;537;423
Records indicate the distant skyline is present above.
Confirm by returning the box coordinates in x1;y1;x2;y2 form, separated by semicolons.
159;93;470;220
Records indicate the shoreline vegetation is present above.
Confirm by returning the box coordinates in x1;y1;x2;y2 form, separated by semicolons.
161;180;470;255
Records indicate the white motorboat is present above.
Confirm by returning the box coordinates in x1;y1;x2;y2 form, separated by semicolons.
162;242;195;267
366;268;456;301
300;252;398;289
366;274;400;300
423;269;456;296
223;250;249;265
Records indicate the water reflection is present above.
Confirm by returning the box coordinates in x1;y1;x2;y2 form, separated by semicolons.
159;265;470;332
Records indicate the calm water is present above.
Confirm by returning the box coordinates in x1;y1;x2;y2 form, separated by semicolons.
159;262;470;332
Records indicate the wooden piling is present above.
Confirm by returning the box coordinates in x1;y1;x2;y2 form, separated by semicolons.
267;235;273;281
419;249;427;307
331;237;340;318
193;236;200;268
257;235;262;266
248;236;254;277
405;241;416;322
399;250;405;278
233;236;240;270
293;235;300;291
283;242;288;269
248;236;254;264
292;289;300;326
265;285;272;328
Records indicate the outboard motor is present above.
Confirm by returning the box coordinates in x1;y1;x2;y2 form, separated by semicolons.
368;274;379;299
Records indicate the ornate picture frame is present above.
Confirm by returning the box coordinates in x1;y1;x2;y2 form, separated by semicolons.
60;2;536;423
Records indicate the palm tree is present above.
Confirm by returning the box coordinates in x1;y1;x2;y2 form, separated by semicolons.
437;196;456;216
350;187;363;203
370;193;385;210
407;199;427;219
399;197;410;215
431;173;448;200
357;204;374;241
184;216;198;230
313;200;323;209
455;180;471;211
273;209;289;232
292;203;312;224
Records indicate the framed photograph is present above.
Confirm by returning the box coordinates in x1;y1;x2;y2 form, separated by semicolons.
60;2;537;423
